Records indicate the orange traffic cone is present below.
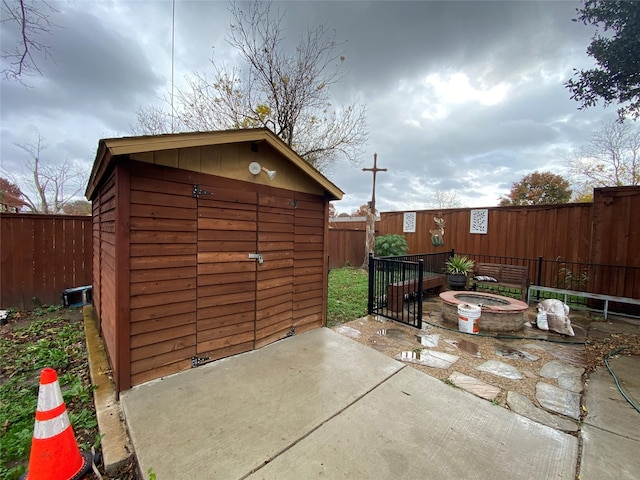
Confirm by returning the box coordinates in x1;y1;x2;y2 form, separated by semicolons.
23;367;93;480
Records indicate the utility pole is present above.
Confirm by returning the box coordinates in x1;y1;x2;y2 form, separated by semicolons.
362;153;387;267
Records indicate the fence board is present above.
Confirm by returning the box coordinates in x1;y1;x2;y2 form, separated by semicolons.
328;229;366;269
0;214;92;309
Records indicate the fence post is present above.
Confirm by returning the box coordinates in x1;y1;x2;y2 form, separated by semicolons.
417;259;424;329
367;253;374;314
536;256;543;300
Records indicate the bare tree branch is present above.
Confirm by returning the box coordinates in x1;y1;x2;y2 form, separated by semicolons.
133;0;368;174
569;120;640;192
1;0;58;83
1;132;87;213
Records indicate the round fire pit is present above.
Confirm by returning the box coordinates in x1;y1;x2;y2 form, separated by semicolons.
439;291;529;332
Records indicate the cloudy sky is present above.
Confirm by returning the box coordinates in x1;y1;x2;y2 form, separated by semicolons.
0;0;619;214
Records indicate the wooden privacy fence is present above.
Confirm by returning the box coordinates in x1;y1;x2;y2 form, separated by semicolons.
0;214;92;309
377;186;639;269
328;229;367;269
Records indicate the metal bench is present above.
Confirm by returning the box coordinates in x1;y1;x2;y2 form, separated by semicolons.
528;285;640;319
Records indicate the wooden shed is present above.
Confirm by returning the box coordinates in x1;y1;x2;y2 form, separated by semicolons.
85;129;343;393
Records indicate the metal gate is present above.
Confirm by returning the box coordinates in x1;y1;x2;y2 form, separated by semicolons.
367;252;451;329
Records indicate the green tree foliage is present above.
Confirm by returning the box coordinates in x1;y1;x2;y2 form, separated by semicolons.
374;234;408;257
499;171;572;206
565;0;640;120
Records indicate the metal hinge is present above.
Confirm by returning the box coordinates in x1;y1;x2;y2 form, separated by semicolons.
288;200;299;209
192;184;212;198
191;355;211;368
286;327;295;337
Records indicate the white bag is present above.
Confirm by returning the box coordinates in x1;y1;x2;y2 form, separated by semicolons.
537;299;575;336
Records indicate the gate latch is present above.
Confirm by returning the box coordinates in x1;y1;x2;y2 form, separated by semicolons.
248;253;263;264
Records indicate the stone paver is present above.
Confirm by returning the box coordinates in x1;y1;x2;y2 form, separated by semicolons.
495;343;539;361
507;391;578;432
557;373;583;393
540;360;585;380
536;381;582;420
335;325;361;339
418;333;440;348
448;371;501;400
475;359;523;380
395;349;458;369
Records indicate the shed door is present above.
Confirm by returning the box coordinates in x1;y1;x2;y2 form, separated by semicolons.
195;184;295;363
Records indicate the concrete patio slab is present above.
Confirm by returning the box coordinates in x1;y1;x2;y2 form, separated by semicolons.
580;354;640;480
121;328;403;479
121;328;579;479
582;355;640;440
579;425;639;480
252;366;577;480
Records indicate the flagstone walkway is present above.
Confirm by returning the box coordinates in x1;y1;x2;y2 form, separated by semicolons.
332;298;626;433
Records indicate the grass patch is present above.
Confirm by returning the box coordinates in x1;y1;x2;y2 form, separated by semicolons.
327;267;369;327
0;311;98;480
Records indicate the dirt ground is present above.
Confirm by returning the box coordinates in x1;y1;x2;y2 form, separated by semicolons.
333;297;640;409
0;308;139;480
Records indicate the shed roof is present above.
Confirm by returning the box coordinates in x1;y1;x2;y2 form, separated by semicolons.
85;128;344;200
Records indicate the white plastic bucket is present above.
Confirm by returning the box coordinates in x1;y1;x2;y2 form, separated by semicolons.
458;303;481;334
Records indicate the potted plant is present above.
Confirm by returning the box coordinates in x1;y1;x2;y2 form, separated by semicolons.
445;255;475;290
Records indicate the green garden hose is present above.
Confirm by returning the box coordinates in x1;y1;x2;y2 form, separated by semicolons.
604;347;640;414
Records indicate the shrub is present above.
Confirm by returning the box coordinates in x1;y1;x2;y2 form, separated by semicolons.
375;234;408;257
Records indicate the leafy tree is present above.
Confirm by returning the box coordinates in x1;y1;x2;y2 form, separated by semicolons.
569;120;639;193
352;203;372;217
499;171;572;206
572;188;594;203
0;177;26;211
135;0;368;174
1;0;58;83
565;0;640;120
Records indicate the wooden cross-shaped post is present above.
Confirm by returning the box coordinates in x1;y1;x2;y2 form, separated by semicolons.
362;153;387;267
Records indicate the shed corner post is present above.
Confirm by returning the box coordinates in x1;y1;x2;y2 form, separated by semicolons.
115;162;132;392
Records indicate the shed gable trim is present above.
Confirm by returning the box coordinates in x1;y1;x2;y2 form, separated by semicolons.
86;129;344;201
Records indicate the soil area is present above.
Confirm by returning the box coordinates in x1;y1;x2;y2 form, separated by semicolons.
333;297;640;410
0;309;138;480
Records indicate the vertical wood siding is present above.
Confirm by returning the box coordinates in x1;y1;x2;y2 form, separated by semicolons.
0;213;92;309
